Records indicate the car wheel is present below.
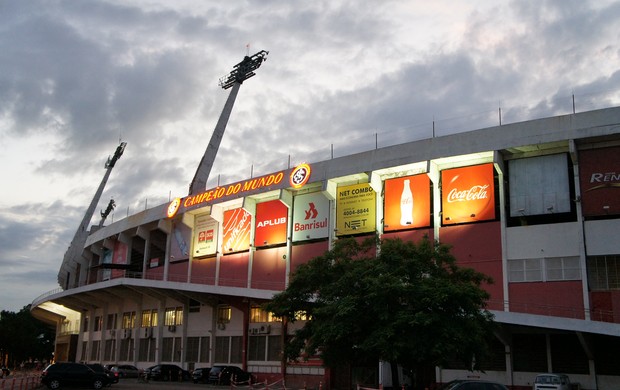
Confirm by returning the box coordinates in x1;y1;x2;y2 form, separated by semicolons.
48;379;61;390
93;379;105;389
162;374;169;381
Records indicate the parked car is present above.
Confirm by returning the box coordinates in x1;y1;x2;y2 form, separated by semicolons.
0;366;10;378
41;362;112;390
144;364;190;381
208;365;252;385
108;364;140;378
87;363;119;384
533;374;571;390
440;380;509;390
192;367;211;383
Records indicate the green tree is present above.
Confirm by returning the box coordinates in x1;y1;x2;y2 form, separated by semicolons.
266;235;495;388
0;305;55;369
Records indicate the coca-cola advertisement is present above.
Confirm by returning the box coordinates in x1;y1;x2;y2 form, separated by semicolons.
384;175;431;231
441;163;496;225
254;199;288;247
579;146;620;217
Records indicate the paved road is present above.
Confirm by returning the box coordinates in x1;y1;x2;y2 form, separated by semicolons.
112;379;213;390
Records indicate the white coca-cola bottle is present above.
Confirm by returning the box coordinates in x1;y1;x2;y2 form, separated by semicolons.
400;179;414;226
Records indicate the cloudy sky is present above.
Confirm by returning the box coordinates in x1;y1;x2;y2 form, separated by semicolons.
1;0;619;312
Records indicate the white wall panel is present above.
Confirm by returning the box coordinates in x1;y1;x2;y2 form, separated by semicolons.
584;219;620;255
506;222;580;259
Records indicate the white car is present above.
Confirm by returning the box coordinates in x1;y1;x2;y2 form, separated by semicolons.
533;374;571;390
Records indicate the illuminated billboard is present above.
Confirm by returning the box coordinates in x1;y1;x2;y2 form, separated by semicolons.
441;163;495;225
292;192;330;242
222;208;252;253
193;214;219;257
254;199;288;247
336;183;376;236
384;175;431;231
579;146;620;217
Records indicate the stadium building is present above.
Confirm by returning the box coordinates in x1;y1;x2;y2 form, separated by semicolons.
31;92;620;388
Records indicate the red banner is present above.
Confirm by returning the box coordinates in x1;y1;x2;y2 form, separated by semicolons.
384;175;431;231
222;208;251;253
441;164;495;225
254;200;288;247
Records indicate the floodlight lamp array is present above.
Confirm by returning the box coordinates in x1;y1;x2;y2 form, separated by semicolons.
219;50;269;89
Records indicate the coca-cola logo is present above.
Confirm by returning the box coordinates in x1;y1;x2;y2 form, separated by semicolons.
447;185;489;203
442;164;495;224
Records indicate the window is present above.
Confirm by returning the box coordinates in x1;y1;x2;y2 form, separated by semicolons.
217;306;231;323
509;258;542;282
106;314;117;330
94;316;102;332
80;341;87;361
90;340;100;360
141;309;157;327
119;338;134;361
162;337;174;361
164;307;183;326
199;336;210;363
248;335;283;362
186;337;200;362
230;336;242;363
588;255;620;290
214;336;230;363
509;257;581;282
267;335;282;361
294;311;310;321
122;311;136;329
104;339;115;361
546;256;580;280
83;316;90;332
250;306;279;323
248;336;266;361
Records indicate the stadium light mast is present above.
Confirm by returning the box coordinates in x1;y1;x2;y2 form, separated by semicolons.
188;49;269;195
58;141;127;288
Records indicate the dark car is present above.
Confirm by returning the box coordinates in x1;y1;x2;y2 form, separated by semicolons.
109;364;140;379
192;367;211;384
87;363;119;384
208;365;252;385
440;380;509;390
144;364;190;381
41;362;112;390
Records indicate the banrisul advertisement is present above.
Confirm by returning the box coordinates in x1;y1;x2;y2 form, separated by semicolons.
336;183;376;236
193;214;218;257
292;192;330;241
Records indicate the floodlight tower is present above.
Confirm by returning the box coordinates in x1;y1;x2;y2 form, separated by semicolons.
188;50;269;195
58;141;127;288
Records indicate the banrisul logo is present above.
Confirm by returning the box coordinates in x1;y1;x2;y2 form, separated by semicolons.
290;163;311;189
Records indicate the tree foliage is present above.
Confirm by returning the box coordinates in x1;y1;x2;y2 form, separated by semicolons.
0;305;55;368
266;235;496;373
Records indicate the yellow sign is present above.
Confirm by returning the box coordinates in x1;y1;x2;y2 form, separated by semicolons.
336;183;376;235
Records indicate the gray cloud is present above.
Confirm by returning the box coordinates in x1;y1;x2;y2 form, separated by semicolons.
1;0;619;311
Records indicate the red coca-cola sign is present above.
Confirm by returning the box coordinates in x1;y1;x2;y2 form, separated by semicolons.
441;163;495;225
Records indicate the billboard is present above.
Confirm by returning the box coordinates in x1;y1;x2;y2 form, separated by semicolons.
193;214;218;257
579;146;620;217
441;163;495;225
509;154;571;216
292;192;330;242
222;207;252;253
254;199;288;247
336;183;376;235
171;222;191;262
384;175;431;231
